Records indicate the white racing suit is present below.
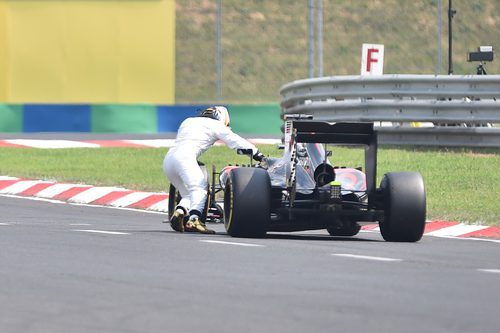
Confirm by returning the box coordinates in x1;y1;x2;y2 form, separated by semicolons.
163;116;258;217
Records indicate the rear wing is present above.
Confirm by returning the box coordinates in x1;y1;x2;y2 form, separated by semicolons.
284;121;378;206
293;121;376;145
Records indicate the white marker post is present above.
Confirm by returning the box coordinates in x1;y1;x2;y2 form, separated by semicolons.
361;43;384;75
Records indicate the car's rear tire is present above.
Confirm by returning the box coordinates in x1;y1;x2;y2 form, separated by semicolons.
379;172;426;242
224;167;271;238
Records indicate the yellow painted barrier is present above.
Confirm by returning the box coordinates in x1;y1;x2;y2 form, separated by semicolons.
0;0;175;104
0;2;7;101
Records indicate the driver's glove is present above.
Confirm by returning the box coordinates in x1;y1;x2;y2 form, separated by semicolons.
253;151;265;162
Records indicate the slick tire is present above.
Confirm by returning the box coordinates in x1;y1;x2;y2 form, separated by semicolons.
224;167;271;238
379;172;426;242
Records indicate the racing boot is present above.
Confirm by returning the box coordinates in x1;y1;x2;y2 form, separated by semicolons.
185;215;216;234
170;206;187;232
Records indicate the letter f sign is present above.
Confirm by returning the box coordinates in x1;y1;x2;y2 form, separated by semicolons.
361;44;384;75
367;48;379;72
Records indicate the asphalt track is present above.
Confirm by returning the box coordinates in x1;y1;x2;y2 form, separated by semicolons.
1;195;499;333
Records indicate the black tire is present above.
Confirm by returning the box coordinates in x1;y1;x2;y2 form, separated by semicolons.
224;167;271;238
327;223;361;237
379;172;426;242
168;184;181;220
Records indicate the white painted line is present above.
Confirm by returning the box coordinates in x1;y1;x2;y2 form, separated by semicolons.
36;183;88;199
478;269;500;274
0;176;19;180
0;193;66;204
426;224;489;237
248;138;282;145
431;235;500;244
108;192;154;207
6;139;100;149
0;222;11;226
331;253;402;262
73;229;130;235
68;202;167;215
68;186;126;204
200;240;264;247
359;229;378;234
0;180;47;194
125;139;176;148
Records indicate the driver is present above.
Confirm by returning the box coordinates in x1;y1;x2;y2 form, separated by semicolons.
163;106;265;234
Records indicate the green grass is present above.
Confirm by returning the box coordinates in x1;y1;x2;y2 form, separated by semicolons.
1;146;499;226
0;148;169;193
176;0;500;103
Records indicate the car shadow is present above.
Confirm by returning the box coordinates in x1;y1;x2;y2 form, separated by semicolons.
126;227;383;242
265;232;382;242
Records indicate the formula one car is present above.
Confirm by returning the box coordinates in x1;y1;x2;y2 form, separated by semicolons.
169;119;426;242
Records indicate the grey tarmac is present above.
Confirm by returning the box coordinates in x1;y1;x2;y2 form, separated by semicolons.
1;195;499;333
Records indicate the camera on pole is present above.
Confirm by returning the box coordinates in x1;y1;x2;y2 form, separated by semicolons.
468;46;494;75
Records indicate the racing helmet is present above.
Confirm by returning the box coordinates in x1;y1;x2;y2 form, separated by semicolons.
200;106;230;127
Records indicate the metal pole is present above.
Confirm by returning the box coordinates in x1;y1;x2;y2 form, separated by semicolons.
216;0;222;100
308;0;315;78
317;0;324;77
436;0;442;75
448;0;456;75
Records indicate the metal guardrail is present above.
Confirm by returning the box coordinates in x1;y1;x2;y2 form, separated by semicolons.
280;75;500;147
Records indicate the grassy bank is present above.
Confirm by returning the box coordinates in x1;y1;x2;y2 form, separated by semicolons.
0;146;499;226
176;0;500;103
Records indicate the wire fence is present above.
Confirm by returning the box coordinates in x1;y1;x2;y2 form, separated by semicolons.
175;0;500;104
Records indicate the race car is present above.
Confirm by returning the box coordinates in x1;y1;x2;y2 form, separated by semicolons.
169;120;426;242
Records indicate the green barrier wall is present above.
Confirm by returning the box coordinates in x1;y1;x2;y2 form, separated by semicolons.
0;104;22;132
0;103;282;135
229;104;282;135
92;105;158;133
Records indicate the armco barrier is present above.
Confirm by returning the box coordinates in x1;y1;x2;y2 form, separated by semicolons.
280;75;500;147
